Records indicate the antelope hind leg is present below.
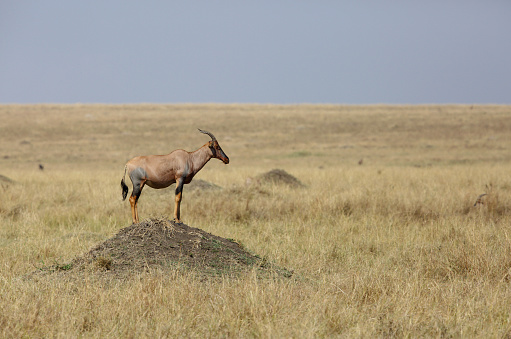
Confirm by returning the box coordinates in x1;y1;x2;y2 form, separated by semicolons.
128;169;146;224
129;196;138;223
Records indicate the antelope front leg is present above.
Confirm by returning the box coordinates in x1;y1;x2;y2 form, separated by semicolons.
174;179;184;223
174;192;182;222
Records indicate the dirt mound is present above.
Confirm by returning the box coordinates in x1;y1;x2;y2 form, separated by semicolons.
39;218;291;278
255;169;305;188
186;179;221;191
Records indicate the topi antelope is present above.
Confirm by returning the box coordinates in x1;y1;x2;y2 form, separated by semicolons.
121;129;229;224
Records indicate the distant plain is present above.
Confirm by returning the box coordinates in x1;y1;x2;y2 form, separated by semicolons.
1;104;511;337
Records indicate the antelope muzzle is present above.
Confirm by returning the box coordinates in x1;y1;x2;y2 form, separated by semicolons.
219;149;229;164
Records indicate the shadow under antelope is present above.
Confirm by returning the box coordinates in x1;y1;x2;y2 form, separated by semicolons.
121;129;229;224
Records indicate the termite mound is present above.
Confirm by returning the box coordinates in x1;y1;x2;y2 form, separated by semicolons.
248;169;305;188
32;218;292;279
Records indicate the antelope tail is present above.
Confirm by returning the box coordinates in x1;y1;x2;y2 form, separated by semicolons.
121;165;129;201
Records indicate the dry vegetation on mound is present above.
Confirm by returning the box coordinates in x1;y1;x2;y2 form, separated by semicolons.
1;104;511;337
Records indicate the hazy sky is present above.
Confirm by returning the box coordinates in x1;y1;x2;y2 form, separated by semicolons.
1;1;510;104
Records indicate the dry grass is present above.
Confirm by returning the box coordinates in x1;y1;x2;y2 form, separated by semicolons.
1;104;511;337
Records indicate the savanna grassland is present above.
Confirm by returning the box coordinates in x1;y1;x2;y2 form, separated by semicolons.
1;104;511;338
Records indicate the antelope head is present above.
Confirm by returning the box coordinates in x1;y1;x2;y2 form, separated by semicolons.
198;129;229;164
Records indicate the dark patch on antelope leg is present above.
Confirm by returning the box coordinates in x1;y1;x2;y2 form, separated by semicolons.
129;167;148;192
174;178;185;223
128;167;147;223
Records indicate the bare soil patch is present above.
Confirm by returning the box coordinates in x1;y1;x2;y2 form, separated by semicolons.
34;218;292;279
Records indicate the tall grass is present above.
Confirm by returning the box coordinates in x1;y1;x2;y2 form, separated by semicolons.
1;104;511;337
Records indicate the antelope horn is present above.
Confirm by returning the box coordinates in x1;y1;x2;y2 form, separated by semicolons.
198;129;217;141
